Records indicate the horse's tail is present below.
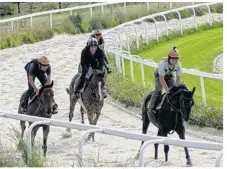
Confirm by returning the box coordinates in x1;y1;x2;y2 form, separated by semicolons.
142;91;153;119
66;88;70;95
141;91;154;137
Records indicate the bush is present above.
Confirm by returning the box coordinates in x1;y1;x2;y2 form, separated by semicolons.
0;3;15;16
70;13;84;33
0;28;54;49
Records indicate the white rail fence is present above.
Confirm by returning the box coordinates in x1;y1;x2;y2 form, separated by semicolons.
0;111;223;167
0;2;194;32
103;2;223;106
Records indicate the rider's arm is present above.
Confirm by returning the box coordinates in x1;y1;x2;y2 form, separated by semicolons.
99;37;104;50
159;75;169;92
28;63;38;91
176;76;181;84
175;62;182;84
46;66;51;85
81;49;88;73
99;50;105;71
158;61;169;92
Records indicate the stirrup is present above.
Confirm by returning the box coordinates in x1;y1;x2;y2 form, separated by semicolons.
71;91;80;100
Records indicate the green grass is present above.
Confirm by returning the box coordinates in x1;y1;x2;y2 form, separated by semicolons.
106;24;223;129
123;27;223;108
137;28;223;72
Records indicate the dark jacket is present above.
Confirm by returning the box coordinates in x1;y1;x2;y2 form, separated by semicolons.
80;46;105;77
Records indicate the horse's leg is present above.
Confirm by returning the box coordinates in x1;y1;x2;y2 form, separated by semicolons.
18;120;26;148
80;106;84;124
162;132;169;162
67;98;77;132
176;126;192;166
154;129;161;160
91;111;101;142
136;108;150;159
31;126;39;148
42;125;50;157
140;109;150;147
87;111;94;141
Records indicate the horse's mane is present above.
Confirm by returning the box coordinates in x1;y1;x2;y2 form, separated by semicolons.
39;81;54;97
169;83;188;94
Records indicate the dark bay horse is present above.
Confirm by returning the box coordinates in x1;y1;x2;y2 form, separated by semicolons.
18;81;55;157
65;69;105;141
138;83;195;166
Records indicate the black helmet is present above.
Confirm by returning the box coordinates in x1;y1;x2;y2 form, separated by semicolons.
88;38;98;46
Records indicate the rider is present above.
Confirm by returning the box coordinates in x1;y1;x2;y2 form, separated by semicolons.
72;38;107;99
87;29;112;74
148;46;182;112
21;56;58;114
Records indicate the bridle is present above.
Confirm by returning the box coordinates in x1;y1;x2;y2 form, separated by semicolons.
166;89;194;134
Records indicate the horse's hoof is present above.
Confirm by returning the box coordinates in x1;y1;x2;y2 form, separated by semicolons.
62;128;72;138
135;153;139;159
186;161;193;167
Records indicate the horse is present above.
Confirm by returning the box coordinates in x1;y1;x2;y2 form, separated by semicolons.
138;83;195;166
65;69;106;141
18;81;55;157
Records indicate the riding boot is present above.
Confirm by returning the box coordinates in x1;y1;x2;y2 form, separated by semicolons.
105;64;112;74
52;99;58;114
21;91;30;113
104;60;112;74
148;91;161;114
101;80;107;99
71;78;83;100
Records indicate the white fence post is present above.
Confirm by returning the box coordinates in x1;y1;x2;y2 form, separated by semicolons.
169;2;173;9
200;76;206;105
130;60;134;82
206;4;212;26
90;7;92;18
121;57;125;77
101;5;104;16
27;121;51;164
140;63;145;87
175;10;183;35
49;13;52;28
146;2;150;12
215;150;223;167
124;3;126;13
139;139;165;167
191;7;197;30
149;17;159;42
79;129;104;167
69;10;72;16
11;21;14;32
30;16;33;28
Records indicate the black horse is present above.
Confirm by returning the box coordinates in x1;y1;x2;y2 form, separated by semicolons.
138;83;195;166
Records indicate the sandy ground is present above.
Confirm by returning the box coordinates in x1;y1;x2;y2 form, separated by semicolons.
0;14;223;167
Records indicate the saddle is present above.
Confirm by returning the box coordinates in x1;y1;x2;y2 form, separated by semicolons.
28;92;37;106
151;93;167;114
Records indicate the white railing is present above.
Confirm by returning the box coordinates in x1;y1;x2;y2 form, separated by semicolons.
0;111;223;167
0;2;179;32
0;2;200;33
103;2;223;106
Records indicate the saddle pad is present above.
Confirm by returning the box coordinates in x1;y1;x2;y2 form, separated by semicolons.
156;94;167;110
28;93;37;105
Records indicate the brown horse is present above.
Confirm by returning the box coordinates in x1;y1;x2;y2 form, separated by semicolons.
18;81;55;157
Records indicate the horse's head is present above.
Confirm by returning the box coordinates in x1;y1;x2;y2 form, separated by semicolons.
90;69;105;84
169;83;196;121
38;81;55;116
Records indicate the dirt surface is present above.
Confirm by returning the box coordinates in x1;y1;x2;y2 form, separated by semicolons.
0;14;223;167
